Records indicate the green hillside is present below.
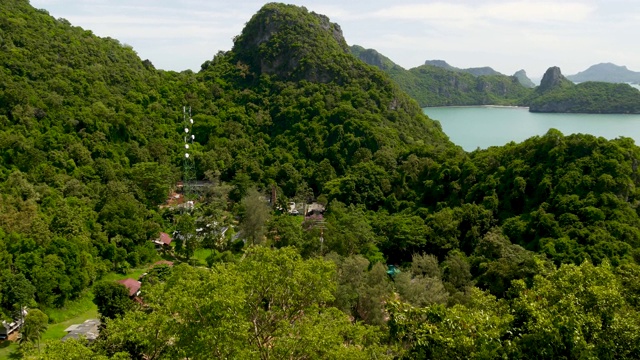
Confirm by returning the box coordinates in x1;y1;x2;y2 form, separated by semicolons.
0;0;457;320
3;2;640;359
0;0;189;311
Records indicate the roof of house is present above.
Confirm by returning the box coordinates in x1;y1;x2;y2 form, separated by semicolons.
62;319;100;342
158;232;172;245
118;278;141;297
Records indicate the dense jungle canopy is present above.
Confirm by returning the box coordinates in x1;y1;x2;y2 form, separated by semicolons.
1;1;640;359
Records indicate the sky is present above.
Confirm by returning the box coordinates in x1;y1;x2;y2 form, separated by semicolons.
29;0;640;80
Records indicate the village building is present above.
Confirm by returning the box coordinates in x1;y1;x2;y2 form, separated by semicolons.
62;319;100;342
152;232;172;250
118;278;142;298
0;308;27;341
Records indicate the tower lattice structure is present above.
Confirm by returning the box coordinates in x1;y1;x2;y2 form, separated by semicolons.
182;106;196;202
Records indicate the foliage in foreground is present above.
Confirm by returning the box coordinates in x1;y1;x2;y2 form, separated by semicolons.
25;250;640;359
391;261;640;359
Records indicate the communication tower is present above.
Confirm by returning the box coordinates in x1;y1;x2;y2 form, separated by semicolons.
182;106;196;202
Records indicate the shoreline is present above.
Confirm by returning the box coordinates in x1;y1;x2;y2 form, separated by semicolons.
423;105;530;110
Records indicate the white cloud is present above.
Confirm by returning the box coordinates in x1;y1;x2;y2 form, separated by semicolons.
368;1;595;23
27;0;640;76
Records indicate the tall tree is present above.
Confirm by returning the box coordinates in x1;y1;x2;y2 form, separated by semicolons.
174;214;198;260
21;309;48;350
93;280;133;320
239;188;271;245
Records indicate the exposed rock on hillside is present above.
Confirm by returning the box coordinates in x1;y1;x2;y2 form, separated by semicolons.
537;66;572;93
232;3;354;83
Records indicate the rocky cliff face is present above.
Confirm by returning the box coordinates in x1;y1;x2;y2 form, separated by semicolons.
537;66;572;93
232;3;352;83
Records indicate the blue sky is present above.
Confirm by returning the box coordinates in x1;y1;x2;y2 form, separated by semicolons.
29;0;640;79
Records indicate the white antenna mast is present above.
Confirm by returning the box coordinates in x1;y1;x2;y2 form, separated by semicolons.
182;106;196;204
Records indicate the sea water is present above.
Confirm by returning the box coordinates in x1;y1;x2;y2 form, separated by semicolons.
423;106;640;151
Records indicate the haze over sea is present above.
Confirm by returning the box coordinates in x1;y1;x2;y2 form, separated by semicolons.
423;106;640;152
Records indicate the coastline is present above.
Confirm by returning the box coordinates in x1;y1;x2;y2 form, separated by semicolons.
423;105;530;110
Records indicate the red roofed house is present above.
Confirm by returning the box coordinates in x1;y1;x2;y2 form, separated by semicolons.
118;278;141;298
152;232;172;250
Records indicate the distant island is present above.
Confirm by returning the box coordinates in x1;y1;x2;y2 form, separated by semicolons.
351;46;640;114
530;67;640;113
567;63;640;84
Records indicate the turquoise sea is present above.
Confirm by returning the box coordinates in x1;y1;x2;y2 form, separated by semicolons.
423;106;640;152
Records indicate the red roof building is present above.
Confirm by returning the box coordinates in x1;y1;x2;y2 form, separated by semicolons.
152;232;173;250
118;278;141;297
158;232;172;245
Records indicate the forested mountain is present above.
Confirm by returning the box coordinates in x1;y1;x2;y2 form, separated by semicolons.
351;45;532;107
3;1;640;359
0;0;455;326
0;0;188;310
567;62;640;84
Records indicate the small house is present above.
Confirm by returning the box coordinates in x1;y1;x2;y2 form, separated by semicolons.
0;321;19;340
62;319;100;342
118;278;142;298
0;308;27;340
152;232;172;250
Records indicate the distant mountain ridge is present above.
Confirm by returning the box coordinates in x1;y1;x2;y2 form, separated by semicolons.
424;59;502;77
351;45;640;113
567;63;640;84
350;45;401;72
351;46;532;107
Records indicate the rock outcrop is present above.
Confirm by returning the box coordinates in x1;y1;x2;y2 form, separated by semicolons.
232;3;353;83
537;66;572;93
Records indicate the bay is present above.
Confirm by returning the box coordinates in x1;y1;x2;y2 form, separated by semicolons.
423;106;640;152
